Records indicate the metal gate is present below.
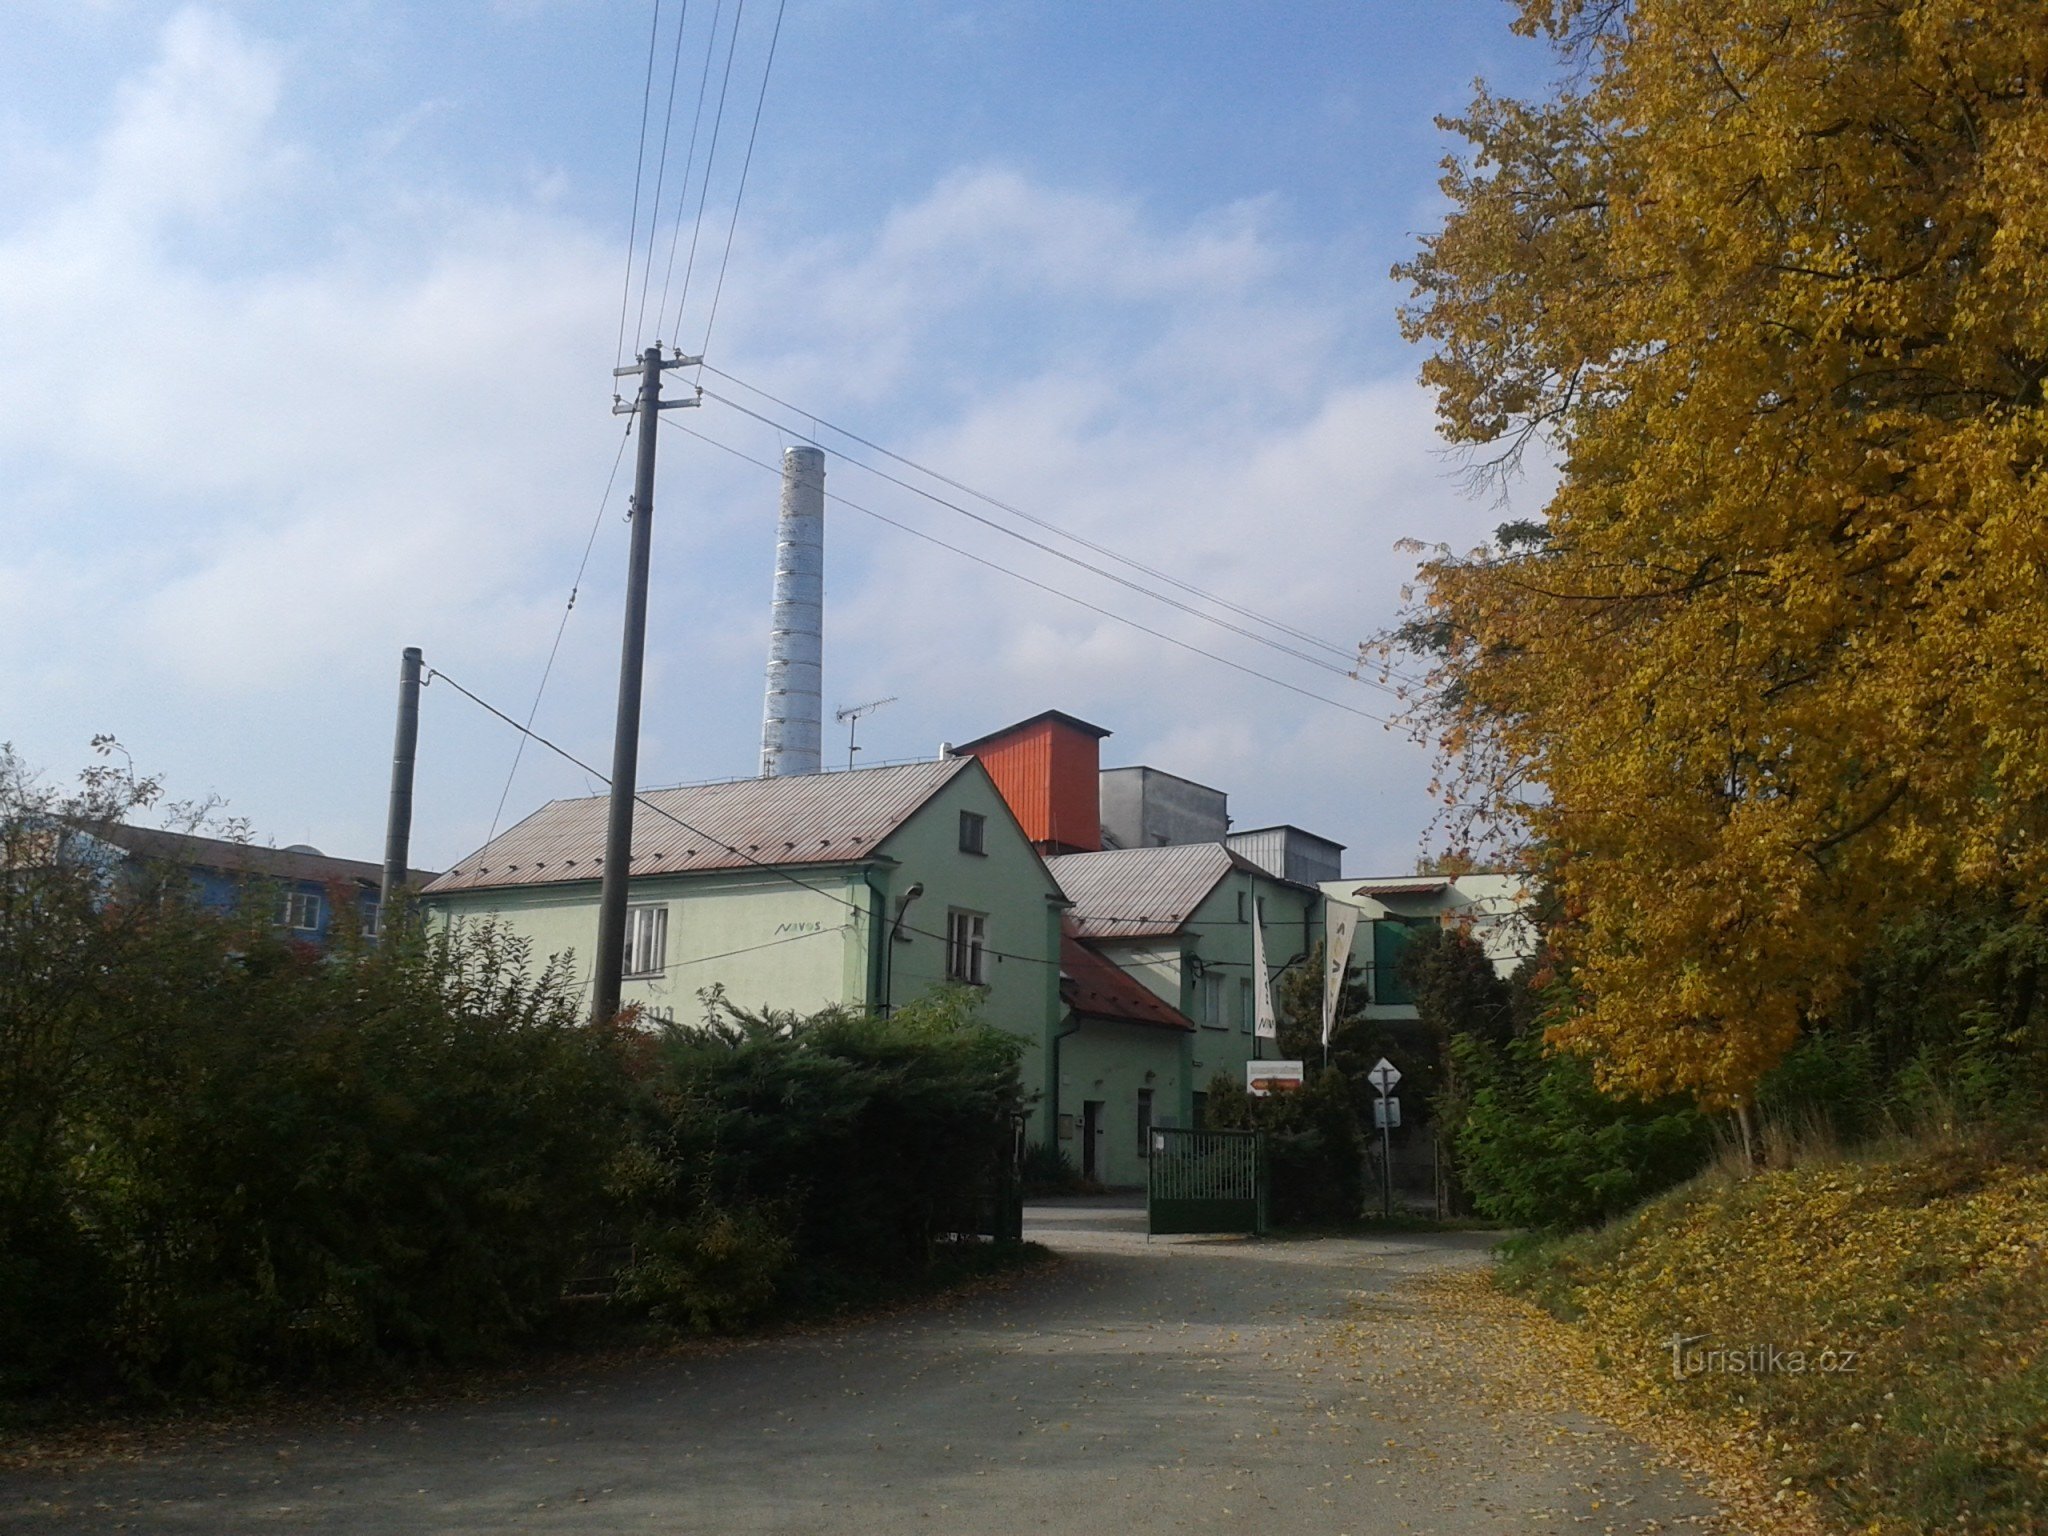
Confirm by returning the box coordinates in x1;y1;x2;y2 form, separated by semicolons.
1147;1127;1266;1236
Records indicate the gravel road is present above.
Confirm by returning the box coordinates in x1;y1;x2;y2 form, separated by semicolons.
3;1199;1733;1534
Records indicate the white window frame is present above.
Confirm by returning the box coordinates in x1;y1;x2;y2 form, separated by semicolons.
361;899;380;939
946;908;987;986
624;903;668;978
278;890;322;932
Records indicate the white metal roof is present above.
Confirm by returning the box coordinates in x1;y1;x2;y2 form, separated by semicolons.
1044;843;1239;939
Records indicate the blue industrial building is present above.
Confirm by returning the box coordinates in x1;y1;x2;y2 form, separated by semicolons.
83;824;435;948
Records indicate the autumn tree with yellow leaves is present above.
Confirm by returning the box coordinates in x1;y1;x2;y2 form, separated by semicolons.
1395;1;2048;1106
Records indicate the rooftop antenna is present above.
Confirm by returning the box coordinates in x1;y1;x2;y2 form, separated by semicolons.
834;697;897;770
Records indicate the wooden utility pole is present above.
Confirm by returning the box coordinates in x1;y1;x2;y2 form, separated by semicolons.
379;645;424;923
593;346;699;1022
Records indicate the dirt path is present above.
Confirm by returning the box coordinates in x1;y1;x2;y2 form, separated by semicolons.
3;1200;1735;1534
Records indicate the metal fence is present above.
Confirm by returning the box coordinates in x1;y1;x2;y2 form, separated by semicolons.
1147;1127;1266;1236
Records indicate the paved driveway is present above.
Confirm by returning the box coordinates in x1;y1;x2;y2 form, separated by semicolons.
3;1200;1730;1534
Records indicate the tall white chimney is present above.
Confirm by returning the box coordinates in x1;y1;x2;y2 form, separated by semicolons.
760;446;826;777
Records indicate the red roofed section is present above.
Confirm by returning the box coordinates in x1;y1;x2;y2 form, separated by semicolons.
1060;932;1194;1032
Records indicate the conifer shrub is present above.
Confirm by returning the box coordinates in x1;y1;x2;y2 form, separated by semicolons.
624;987;1025;1325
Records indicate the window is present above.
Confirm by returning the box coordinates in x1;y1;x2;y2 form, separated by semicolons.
1239;977;1253;1034
361;900;380;939
277;890;322;931
946;908;987;985
1136;1089;1154;1157
1372;919;1418;1006
624;903;668;977
958;810;986;855
1199;971;1225;1028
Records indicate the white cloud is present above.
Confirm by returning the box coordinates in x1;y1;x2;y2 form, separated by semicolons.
0;6;1541;877
96;7;286;223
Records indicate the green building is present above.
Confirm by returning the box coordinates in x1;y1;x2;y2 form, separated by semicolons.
425;711;1352;1191
1046;843;1323;1178
421;756;1072;1139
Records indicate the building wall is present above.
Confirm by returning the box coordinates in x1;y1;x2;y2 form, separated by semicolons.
1087;940;1187;1011
959;718;1102;854
1087;867;1322;1106
429;865;876;1025
1319;874;1535;1022
871;765;1067;1143
175;866;378;948
1225;827;1345;887
1097;767;1228;849
1055;1019;1191;1189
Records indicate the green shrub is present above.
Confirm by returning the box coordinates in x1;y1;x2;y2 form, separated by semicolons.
1020;1142;1083;1196
618;1196;794;1333
632;987;1024;1316
1451;1032;1711;1230
0;747;632;1398
55;921;627;1393
1756;1029;1885;1144
1202;1066;1364;1226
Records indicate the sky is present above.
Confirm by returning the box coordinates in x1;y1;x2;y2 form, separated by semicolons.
0;0;1558;877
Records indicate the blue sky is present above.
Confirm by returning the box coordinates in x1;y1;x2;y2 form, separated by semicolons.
0;1;1555;876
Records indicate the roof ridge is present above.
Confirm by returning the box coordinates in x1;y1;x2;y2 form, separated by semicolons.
426;758;971;896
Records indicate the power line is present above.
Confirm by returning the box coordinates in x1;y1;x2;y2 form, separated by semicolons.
662;418;1391;723
696;0;787;358
699;364;1402;679
698;387;1398;695
666;0;748;347
612;2;665;368
631;0;694;351
653;0;724;350
484;421;637;846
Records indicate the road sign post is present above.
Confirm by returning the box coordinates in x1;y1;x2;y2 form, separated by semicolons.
1369;1057;1401;1217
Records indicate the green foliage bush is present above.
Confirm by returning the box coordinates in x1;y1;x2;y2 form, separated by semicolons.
624;986;1024;1325
2;749;1032;1399
1201;1065;1363;1226
0;757;632;1397
1449;1031;1711;1231
1019;1141;1084;1197
615;1193;794;1334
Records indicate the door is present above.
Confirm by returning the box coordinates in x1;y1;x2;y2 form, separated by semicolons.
1081;1100;1103;1181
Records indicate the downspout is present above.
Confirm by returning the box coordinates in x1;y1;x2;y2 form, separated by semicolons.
860;867;889;1015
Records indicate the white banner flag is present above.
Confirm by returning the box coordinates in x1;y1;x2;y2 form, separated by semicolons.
1322;905;1358;1049
1253;900;1278;1039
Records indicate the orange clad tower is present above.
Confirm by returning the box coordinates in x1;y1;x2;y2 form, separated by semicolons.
952;711;1110;857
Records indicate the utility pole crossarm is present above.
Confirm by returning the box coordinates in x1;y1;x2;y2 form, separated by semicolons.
613;350;704;414
613;393;702;415
611;352;703;377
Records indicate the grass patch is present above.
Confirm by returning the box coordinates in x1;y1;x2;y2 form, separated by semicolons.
1501;1133;2048;1534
